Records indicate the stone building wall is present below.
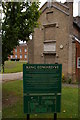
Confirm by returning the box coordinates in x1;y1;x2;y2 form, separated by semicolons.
28;2;75;80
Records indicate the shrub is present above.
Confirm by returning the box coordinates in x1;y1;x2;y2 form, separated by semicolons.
62;73;65;82
67;78;72;84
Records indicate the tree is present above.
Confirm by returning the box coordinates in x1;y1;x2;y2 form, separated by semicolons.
2;1;40;72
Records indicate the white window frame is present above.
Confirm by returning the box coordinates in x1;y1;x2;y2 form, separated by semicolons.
25;48;27;52
20;49;22;53
77;57;80;68
15;55;17;58
20;54;22;59
24;54;27;58
15;49;17;52
11;55;13;58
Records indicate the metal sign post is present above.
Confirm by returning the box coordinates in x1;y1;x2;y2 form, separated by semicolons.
23;64;62;119
54;113;57;120
27;114;30;120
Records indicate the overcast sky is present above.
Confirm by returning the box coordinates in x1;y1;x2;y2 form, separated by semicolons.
39;0;79;17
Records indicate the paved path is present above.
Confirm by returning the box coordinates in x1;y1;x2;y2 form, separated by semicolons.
0;73;78;88
0;72;23;82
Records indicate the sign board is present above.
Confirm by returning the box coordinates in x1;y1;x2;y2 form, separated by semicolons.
23;64;62;114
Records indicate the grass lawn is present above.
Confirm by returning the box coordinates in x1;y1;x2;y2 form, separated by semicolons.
2;80;78;119
2;61;27;73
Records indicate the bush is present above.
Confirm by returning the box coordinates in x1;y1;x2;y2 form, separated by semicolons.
62;74;72;84
62;73;66;82
67;78;72;84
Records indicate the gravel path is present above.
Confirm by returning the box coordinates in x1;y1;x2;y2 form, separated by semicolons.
0;72;23;82
62;83;78;88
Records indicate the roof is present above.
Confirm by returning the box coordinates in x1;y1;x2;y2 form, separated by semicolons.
73;16;80;29
40;2;69;16
72;35;80;44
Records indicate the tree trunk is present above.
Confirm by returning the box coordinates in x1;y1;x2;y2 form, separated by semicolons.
2;62;5;73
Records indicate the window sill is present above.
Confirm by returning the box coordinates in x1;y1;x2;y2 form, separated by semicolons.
44;40;56;43
43;51;56;55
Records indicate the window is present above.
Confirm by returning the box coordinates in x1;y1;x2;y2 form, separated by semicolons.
25;49;27;52
24;55;27;58
20;55;22;59
43;23;56;41
11;55;13;58
15;49;17;52
45;27;55;40
15;55;17;58
44;41;56;54
77;57;80;68
46;11;53;22
20;49;22;52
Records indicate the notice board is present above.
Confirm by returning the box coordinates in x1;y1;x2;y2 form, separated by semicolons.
23;64;62;114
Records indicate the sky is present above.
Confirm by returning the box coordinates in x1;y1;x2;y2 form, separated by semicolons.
39;0;80;17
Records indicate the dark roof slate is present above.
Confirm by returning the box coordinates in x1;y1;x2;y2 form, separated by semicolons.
73;16;80;29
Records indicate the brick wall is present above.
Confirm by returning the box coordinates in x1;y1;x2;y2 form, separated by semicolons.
73;17;80;81
76;42;80;80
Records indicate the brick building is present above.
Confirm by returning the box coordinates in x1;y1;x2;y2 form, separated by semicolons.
28;2;79;81
73;16;80;80
9;43;28;61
